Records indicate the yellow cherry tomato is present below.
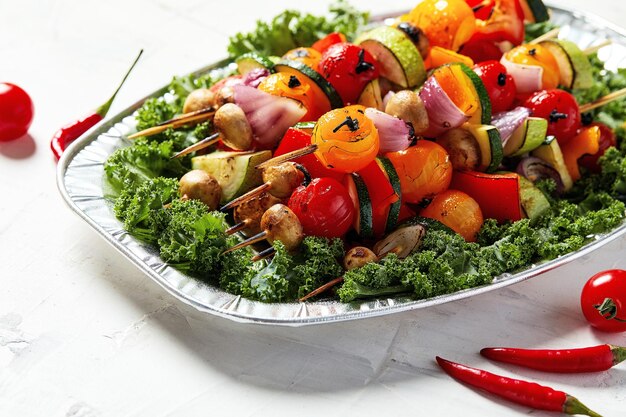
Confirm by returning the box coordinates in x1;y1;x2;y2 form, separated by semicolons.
504;44;560;90
312;105;379;173
421;189;483;242
282;47;322;70
403;0;476;51
386;140;453;204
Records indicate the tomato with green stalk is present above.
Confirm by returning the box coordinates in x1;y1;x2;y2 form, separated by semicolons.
581;269;626;333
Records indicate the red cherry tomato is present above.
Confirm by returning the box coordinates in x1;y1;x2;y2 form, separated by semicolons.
0;82;34;141
288;177;355;238
524;89;581;146
581;269;626;333
318;43;379;105
473;60;516;113
458;39;503;63
578;122;617;173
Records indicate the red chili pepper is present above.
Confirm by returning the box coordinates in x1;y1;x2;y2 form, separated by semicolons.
50;50;143;160
436;356;603;417
481;344;626;373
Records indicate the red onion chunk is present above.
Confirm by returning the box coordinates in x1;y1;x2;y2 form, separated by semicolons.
364;108;414;153
382;91;395;109
491;106;531;144
500;56;543;94
516;156;564;194
242;68;269;88
419;76;469;138
233;84;306;148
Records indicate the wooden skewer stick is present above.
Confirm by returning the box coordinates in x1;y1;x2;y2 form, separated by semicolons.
299;276;344;302
226;220;250;235
171;132;220;159
222;231;267;255
583;39;612;55
529;28;561;44
220;183;272;212
255;144;318;170
251;247;276;262
127;108;215;139
579;87;626;113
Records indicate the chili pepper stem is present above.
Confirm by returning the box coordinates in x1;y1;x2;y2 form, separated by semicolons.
95;49;143;117
563;395;603;417
611;345;626;366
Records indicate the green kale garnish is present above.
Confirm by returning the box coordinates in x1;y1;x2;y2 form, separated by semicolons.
227;0;369;58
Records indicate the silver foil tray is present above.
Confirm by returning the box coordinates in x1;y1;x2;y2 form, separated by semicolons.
57;4;626;325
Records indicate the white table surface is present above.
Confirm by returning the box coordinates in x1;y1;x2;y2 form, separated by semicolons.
2;0;626;416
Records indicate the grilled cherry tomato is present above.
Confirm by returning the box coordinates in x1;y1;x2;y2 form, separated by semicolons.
282;47;322;70
318;43;379;105
459;39;503;64
578;122;617;173
421;189;483;242
258;72;324;121
469;0;525;45
504;44;560;91
288;177;355;238
386;140;453;204
312;105;379;173
473;60;516;113
312;32;347;54
404;0;476;51
524;89;581;145
0;82;34;141
581;269;626;333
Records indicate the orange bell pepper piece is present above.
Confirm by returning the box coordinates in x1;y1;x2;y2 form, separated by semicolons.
562;126;601;182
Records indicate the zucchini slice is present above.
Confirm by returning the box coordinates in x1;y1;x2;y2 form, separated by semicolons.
457;63;492;125
236;53;275;75
539;39;593;90
344;173;374;239
466;124;503;173
503;117;548;157
274;60;343;109
356;25;426;88
191;151;272;203
376;157;402;234
520;0;550;23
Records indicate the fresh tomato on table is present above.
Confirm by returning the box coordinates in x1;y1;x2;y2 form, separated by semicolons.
581;269;626;333
0;82;34;141
473;60;516;113
288;177;355;238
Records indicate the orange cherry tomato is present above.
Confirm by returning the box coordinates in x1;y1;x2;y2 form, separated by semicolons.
386;140;453;204
421;189;484;242
312;105;379;173
403;0;476;51
504;44;560;90
258;72;324;121
282;47;322;70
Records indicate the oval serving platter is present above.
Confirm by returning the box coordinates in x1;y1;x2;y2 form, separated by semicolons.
57;4;626;326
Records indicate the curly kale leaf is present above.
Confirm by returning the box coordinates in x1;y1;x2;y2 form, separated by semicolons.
240;237;344;303
158;199;230;277
104;138;187;196
113;177;179;244
227;0;368;58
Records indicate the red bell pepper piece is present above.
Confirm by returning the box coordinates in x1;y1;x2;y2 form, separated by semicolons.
274;127;345;181
469;0;525;46
450;170;522;223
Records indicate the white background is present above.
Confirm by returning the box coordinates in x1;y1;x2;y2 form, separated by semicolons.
1;0;626;416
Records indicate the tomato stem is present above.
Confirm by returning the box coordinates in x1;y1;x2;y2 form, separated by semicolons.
594;297;626;322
